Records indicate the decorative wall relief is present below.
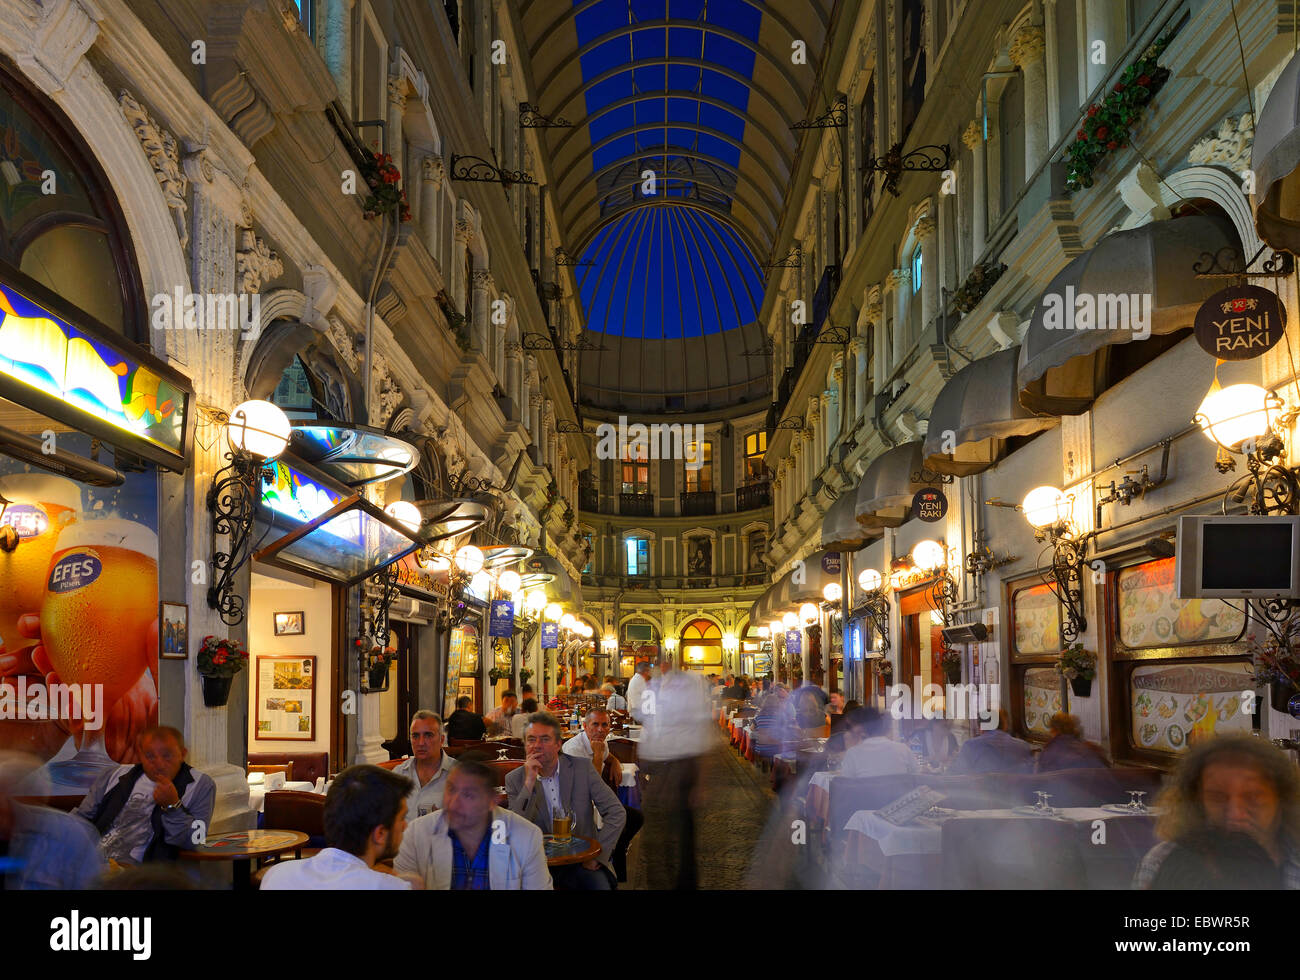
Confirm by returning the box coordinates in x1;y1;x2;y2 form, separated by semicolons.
119;90;189;249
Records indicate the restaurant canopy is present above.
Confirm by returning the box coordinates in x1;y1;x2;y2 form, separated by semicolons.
1253;49;1300;253
821;487;876;551
788;550;844;604
1018;214;1235;415
752;569;796;627
855;440;927;530
922;345;1058;476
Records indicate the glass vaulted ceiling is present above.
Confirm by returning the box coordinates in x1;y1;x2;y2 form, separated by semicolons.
573;0;765;341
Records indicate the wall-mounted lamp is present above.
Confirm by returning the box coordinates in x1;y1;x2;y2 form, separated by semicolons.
756;625;770;638
858;568;883;592
663;635;679;654
822;582;843;606
1020;485;1088;642
601;633;618;655
782;611;798;630
208;399;292;625
799;602;818;627
722;632;739;655
1195;381;1299;514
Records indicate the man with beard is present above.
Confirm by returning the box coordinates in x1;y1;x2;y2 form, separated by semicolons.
261;765;415;889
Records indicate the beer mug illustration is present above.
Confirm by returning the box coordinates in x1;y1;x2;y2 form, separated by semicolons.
40;518;157;782
0;473;81;657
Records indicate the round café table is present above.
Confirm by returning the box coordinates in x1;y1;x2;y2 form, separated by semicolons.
180;829;309;890
543;833;600;867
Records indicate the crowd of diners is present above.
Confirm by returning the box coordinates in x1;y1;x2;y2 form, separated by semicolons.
716;676;1300;889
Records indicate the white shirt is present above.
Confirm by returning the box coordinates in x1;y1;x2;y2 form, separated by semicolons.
260;848;411;890
626;672;650;722
839;736;920;779
605;692;628;712
394;807;552;890
538;770;563;820
510;713;531;738
638;670;713;762
392;752;456;819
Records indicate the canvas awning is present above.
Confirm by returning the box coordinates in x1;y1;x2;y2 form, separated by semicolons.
788;550;844;604
855;440;927;530
1253;49;1300;253
821;488;876;550
922;345;1058;476
1018;214;1235;415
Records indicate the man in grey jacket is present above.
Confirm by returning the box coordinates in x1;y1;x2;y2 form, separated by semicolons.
506;711;626;889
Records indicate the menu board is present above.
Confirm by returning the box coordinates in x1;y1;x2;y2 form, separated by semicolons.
255;655;316;741
1022;667;1063;738
444;626;466;717
459;622;479;675
1013;583;1062;657
1117;557;1245;649
1130;661;1254;752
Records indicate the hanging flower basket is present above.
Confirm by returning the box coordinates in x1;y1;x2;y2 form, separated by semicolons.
1070;675;1093;699
202;674;233;707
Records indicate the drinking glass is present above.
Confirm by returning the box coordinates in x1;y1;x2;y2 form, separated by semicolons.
552;808;573;843
1127;791;1147;812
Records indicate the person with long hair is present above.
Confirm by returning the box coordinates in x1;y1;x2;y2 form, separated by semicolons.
1133;735;1300;889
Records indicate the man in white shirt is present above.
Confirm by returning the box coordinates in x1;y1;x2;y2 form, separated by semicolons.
261;764;415;890
838;707;919;779
602;683;628;713
397;759;551;889
562;708;642;883
625;660;652;723
390;710;456;818
484;692;519;736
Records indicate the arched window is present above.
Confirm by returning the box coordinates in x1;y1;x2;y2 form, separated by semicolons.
267;346;352;421
0;61;144;340
680;618;722;671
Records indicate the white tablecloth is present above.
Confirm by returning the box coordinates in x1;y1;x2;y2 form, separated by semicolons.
248;780;318;813
618;763;638;788
809;771;839;794
844;807;1117;858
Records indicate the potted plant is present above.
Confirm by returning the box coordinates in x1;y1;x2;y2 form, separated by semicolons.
197;635;249;707
359;150;412;222
1248;621;1300;712
940;649;962;685
488;666;512;685
520;668;533;688
1056;642;1097;698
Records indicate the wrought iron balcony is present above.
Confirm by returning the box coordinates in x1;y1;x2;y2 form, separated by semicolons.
619;492;655;518
680;491;716;516
736;481;771;511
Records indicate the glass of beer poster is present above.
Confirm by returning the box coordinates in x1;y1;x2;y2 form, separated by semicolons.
40;518;158;784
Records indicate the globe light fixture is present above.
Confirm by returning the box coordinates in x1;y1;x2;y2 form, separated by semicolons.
911;539;946;572
858;568;883;592
497;569;522;595
455;544;485;575
560;613;577;631
769;619;783;638
227;400;291;460
1195;382;1281;452
823;582;842;604
469;571;491;596
1021;485;1071;531
526;589;548;615
545;602;562;622
799;603;818;626
383;500;422;534
782;611;798;630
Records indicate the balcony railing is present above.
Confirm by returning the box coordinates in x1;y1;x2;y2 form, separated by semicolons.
736;481;771;511
619;493;655;518
582;573;769;591
680;491;716;516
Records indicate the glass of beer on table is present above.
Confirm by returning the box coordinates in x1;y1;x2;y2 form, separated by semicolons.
552;808;573;842
40;517;157;784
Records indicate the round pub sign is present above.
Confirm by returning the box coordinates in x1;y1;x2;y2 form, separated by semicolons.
1194;284;1287;361
912;487;947;523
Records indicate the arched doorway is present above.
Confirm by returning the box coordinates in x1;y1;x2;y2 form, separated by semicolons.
679;618;722;674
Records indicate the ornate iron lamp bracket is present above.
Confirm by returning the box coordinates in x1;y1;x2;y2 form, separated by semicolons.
519;102;572;128
866;143;952;197
791;96;848;130
555;246;596;267
1192;244;1294;279
450;153;536;186
207;453;273;626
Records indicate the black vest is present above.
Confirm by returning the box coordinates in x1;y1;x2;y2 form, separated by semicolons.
89;763;196;861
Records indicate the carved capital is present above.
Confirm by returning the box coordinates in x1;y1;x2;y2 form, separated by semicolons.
454;218;473;243
235;226;283;294
1188;113;1255;173
421;154;445;188
387;77;408;111
962;121;982;150
886;268;911;290
472;269;493;290
119;90;188;249
1009;25;1047;69
505;341;524;356
913;216;937;241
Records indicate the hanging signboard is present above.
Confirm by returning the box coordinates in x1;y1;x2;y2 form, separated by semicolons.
820;552;842;576
1193;284;1287;360
488;599;514;637
785;630;802;655
541;621;559;648
912;487;948;523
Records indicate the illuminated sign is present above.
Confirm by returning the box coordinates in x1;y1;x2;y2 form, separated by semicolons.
0;275;191;468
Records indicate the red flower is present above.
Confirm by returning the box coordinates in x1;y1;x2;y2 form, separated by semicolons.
1095;126;1109;139
1106;140;1120;150
1137;74;1151;86
1114;82;1126;93
213;652;227;665
1077;129;1086;139
1087;106;1099;118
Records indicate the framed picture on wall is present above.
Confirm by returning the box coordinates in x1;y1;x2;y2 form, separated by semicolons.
160;601;188;660
273;611;305;636
255;655;316;741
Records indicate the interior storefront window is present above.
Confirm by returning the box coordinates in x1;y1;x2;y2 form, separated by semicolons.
1011;582;1062;657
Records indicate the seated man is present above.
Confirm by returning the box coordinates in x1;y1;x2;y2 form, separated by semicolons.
839;707;919;778
444;696;487;741
396;760;551;889
562;708;643;882
507;711;626;889
484;691;519;737
0;751;105;889
1036;712;1108;771
391;710;456;818
262;765;414;890
602;683;628;714
75;725;216;866
947;711;1035;775
827;692;846;715
511;698;539;738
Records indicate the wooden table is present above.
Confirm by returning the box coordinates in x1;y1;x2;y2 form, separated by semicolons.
180;829;309;890
543;833;600;867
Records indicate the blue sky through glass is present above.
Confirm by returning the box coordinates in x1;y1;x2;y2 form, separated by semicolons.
572;0;764;338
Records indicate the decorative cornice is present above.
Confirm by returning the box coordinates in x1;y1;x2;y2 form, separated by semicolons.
119;90;188;249
1188;113;1254;173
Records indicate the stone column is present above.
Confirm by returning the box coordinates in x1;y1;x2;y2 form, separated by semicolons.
505;341;523;418
916;215;938;331
808;396;823;472
850;339;869;423
471;269;492;354
887;269;911;360
772;471;784;526
1085;0;1115;97
829;362;843;447
419;155;444;262
963;121;985;260
792;440;804;505
322;0;355;117
386;77;407;172
453;219;472;312
864;286;885;391
529;392;542;447
1010;25;1049;177
802;430;815;497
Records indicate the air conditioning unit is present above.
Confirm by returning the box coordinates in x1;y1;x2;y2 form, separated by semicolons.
941;622;989;645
